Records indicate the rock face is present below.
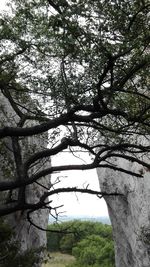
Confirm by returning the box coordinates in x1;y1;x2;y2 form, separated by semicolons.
6;178;50;266
97;158;150;267
0;92;50;266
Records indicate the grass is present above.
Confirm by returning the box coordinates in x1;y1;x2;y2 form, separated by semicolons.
42;252;75;267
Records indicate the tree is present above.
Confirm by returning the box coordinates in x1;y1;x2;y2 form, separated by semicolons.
0;0;149;224
47;220;113;254
72;234;115;267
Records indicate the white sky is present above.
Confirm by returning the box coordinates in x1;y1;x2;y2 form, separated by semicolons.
1;1;8;10
51;152;109;217
0;0;109;218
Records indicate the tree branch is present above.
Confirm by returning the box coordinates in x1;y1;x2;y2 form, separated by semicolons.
0;187;123;216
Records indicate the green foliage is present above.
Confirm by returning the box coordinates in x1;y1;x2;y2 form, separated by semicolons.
98;241;115;267
1;0;149;122
47;220;113;253
47;221;115;267
0;219;41;267
72;235;115;267
0;0;149;264
47;223;63;251
60;233;76;253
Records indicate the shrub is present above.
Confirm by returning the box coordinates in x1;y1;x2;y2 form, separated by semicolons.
0;219;41;267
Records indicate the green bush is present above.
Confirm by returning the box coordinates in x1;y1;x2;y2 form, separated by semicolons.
47;220;115;267
47;231;61;251
72;234;115;267
0;219;41;267
98;241;115;267
47;220;113;253
60;233;76;253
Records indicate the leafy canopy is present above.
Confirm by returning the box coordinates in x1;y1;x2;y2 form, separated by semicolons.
0;0;149;218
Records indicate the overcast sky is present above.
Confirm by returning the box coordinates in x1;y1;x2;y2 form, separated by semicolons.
1;1;8;10
51;152;109;218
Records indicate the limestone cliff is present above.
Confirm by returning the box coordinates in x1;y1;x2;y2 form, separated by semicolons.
97;159;150;267
0;92;51;266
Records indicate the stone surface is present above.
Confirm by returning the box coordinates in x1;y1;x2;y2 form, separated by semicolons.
0;92;51;266
97;158;150;267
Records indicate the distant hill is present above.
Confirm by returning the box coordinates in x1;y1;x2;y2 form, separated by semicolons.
49;215;111;225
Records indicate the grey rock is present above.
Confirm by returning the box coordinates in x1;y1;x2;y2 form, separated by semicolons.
97;158;150;267
0;92;50;266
